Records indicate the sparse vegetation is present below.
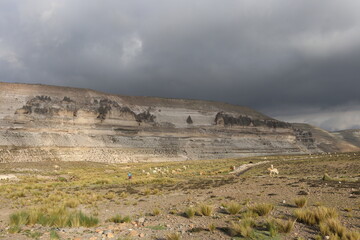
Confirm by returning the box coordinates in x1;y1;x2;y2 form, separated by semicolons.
294;197;308;208
184;207;196;218
197;204;213;216
208;223;216;233
294;206;338;226
250;203;274;216
230;219;254;238
224;202;242;215
274;219;296;233
50;230;60;240
107;214;131;223
152;208;161;216
166;232;181;240
265;219;278;237
1;153;359;239
10;207;98;228
323;173;333;181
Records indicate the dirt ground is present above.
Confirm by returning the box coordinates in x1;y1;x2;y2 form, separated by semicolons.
0;153;359;240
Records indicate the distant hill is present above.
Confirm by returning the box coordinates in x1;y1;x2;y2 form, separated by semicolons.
0;82;358;163
332;129;360;148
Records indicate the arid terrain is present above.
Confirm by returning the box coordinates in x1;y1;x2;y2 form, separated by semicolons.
0;153;359;240
1;82;359;165
0;83;359;240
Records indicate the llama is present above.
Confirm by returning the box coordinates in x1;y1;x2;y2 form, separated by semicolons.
267;164;279;177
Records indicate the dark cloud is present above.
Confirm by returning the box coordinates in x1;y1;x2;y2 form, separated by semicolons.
1;0;360;130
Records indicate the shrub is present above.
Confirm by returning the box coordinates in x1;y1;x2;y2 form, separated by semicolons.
250;203;274;216
294;197;308;208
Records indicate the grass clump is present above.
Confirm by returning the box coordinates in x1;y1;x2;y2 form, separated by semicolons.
152;208;161;216
208;223;216;233
319;218;346;238
265;219;278;237
50;230;60;239
64;199;80;208
197;204;213;216
294;197;308;208
294;206;360;240
224;202;242;215
294;206;338;226
274;219;296;233
107;214;131;223
9;207;98;228
230;218;255;238
184;207;195;218
166;232;181;240
322;173;333;181
250;203;274;216
8;225;21;234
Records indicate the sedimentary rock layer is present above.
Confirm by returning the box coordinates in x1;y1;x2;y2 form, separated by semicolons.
0;82;357;163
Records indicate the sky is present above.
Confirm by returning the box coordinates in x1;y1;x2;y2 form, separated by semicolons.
0;0;360;131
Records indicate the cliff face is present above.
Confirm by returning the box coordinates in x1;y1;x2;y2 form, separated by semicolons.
0;82;355;163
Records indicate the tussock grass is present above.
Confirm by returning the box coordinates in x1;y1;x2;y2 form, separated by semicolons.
8;225;21;234
230;218;255;238
197;204;213;216
107;214;131;223
224;202;242;215
64;199;80;208
9;207;98;228
184;207;196;218
208;223;216;233
265;219;278;237
250;203;274;216
294;206;338;226
166;232;181;240
320;218;346;238
295;206;360;240
274;219;296;233
294;197;308;208
50;230;60;240
152;208;161;216
323;173;333;181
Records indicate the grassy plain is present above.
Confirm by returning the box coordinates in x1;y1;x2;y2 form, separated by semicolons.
0;153;359;239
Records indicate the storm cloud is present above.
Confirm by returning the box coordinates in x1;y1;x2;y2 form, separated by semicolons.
1;0;360;130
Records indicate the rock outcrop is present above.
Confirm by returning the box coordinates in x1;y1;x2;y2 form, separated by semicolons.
0;82;357;163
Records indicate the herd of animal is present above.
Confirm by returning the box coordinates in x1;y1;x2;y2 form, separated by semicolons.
52;163;280;177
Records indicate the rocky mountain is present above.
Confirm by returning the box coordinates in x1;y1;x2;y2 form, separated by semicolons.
0;82;358;163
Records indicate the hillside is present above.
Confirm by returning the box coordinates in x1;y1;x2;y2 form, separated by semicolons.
333;129;360;148
0;82;358;163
